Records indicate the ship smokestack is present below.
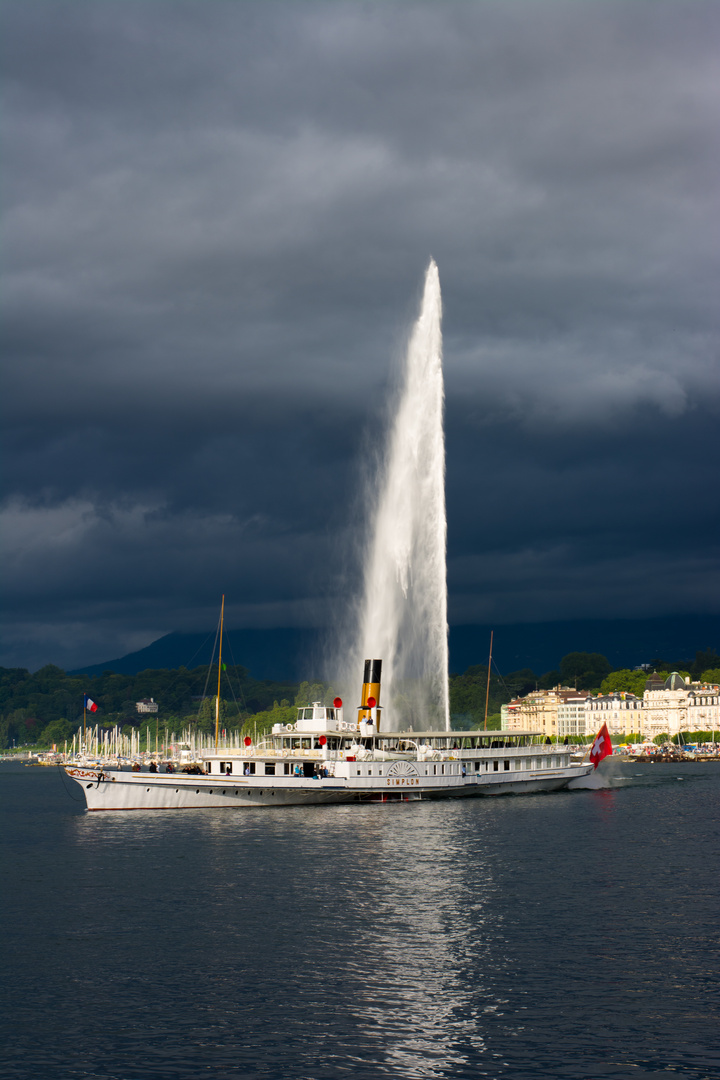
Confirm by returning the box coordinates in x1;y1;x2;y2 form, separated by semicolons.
358;658;382;731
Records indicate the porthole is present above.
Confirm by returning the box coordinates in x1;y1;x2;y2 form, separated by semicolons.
147;788;150;792
175;789;178;793
195;789;199;794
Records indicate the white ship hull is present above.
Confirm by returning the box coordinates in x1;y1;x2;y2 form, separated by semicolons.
65;760;593;811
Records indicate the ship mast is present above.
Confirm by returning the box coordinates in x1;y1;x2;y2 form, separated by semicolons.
483;630;494;731
214;594;225;751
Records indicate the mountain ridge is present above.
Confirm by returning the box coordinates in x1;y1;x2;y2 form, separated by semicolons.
68;614;720;681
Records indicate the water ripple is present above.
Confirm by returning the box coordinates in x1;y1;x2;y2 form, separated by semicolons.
1;763;718;1078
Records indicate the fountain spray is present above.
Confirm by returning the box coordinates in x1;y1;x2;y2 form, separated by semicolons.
354;260;449;731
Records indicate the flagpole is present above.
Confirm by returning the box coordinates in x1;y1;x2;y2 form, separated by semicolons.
83;694;87;749
214;594;225;751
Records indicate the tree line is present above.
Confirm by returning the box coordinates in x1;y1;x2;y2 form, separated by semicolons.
1;648;718;749
0;663;299;750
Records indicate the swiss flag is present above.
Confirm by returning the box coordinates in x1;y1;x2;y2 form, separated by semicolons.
84;695;98;713
589;722;612;769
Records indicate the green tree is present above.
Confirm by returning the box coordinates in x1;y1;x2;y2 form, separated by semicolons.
599;669;648;697
41;718;73;746
505;669;538;697
195;696;225;736
243;700;296;737
559;653;611;690
538;669;561;690
692;650;720;676
295;682;331;707
700;669;720;684
449;665;529;729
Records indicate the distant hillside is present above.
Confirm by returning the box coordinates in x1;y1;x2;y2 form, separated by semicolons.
69;615;719;680
69;628;325;682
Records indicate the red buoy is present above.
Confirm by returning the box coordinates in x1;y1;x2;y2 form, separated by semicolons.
318;735;327;746
367;696;376;709
244;736;252;746
333;697;343;708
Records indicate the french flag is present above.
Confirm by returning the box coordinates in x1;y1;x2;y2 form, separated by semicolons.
84;695;98;713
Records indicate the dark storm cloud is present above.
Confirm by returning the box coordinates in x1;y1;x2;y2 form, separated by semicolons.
2;2;718;670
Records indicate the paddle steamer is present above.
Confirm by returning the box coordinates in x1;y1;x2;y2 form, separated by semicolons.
65;659;593;810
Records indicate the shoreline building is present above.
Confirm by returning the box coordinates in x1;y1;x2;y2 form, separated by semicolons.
136;697;159;715
557;693;593;739
642;673;719;740
584;693;644;739
502;687;583;739
500;673;719;742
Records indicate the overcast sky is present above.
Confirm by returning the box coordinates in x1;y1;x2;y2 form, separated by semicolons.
2;1;719;672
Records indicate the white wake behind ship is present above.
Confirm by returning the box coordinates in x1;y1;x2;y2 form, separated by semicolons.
65;659;593;810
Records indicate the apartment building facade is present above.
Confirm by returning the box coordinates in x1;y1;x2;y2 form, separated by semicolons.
501;673;719;742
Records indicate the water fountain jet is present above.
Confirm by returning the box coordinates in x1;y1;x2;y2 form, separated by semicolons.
351;260;449;731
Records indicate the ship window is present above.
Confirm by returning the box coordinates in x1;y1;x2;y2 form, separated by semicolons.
357;769;361;776
379;769;382;775
493;761;499;771
504;761;510;770
433;765;437;775
441;764;445;775
265;763;275;775
475;762;481;772
368;768;372;776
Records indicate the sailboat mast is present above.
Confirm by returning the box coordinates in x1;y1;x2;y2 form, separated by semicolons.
214;594;225;750
483;630;494;731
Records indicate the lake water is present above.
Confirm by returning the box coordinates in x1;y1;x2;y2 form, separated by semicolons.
1;760;718;1079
